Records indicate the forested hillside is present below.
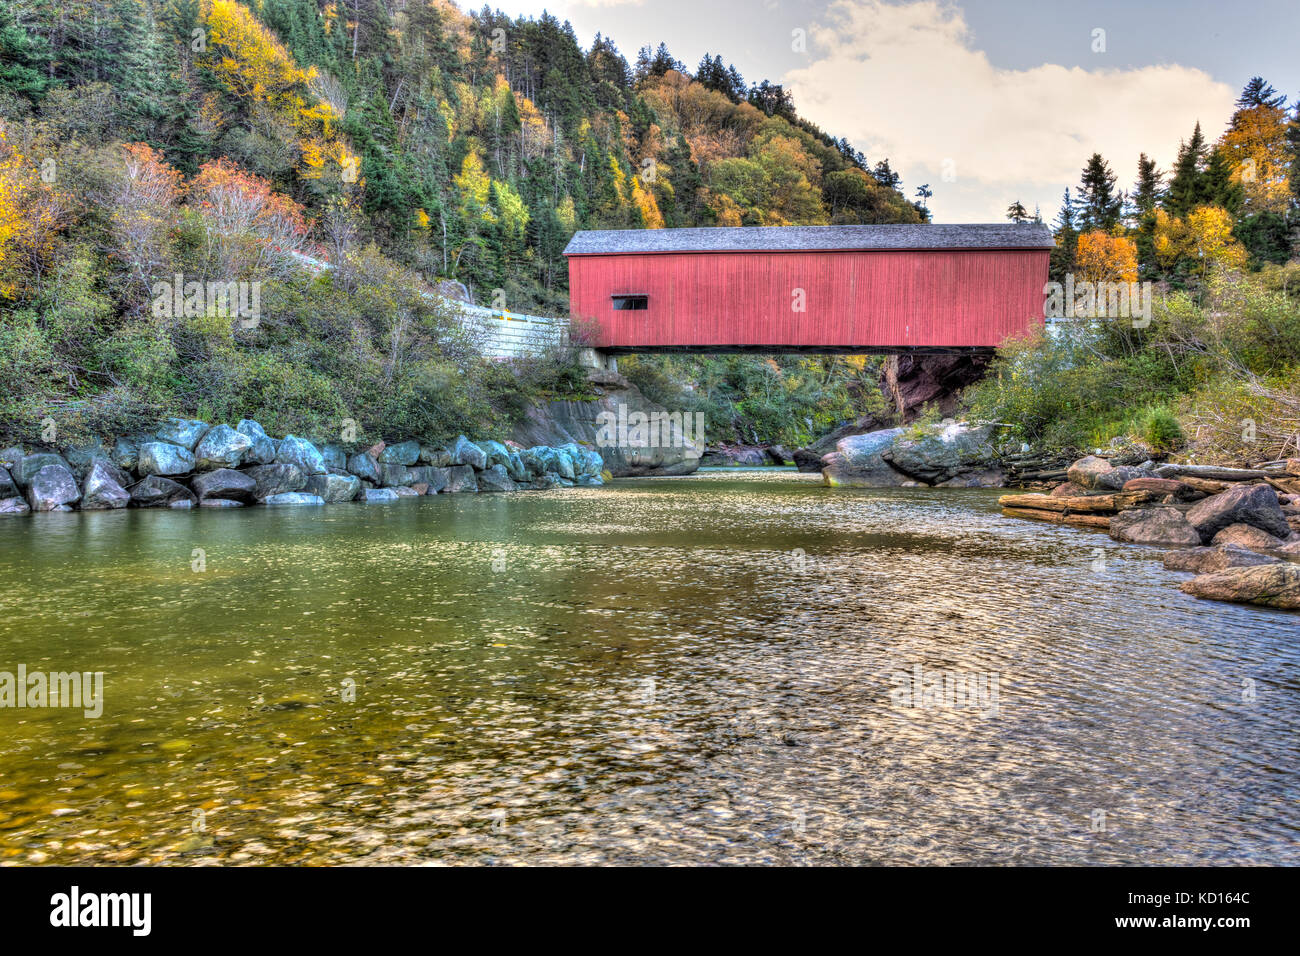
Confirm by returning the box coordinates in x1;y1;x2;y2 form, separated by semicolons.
0;0;922;446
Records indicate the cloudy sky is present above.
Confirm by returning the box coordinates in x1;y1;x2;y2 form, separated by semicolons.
504;0;1300;222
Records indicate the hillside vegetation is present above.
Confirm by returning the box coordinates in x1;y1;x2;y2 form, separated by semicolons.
0;0;921;447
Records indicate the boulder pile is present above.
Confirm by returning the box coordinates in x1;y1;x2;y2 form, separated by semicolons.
820;421;1006;488
0;420;606;517
999;454;1300;611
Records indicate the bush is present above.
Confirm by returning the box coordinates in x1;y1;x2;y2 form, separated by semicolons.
1136;405;1185;452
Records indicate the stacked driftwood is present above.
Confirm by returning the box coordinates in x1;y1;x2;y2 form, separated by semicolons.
998;489;1159;530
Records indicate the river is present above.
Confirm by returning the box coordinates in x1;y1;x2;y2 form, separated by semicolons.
0;471;1296;865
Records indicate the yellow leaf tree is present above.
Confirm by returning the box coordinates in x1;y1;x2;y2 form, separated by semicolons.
1153;206;1248;278
1075;231;1138;284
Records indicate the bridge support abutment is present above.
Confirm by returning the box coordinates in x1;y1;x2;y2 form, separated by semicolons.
576;348;618;374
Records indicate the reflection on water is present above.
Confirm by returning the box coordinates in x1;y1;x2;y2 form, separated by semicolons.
0;472;1296;865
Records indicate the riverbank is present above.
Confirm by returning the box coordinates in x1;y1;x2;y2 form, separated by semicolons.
998;455;1300;611
0;419;607;516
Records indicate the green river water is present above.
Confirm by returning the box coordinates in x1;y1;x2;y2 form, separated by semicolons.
0;471;1296;865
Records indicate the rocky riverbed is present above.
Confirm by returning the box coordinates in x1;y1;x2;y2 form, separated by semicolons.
0;419;606;517
998;454;1300;612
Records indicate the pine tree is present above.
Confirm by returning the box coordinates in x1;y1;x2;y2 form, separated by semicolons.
1076;153;1123;231
1130;154;1163;277
1202;145;1244;213
0;3;51;102
1006;200;1029;223
1237;76;1286;110
1050;188;1078;281
1164;122;1207;217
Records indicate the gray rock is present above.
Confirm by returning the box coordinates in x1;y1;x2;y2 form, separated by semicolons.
1094;464;1152;491
378;440;421;465
1186;483;1292;543
1066;455;1114;490
478;440;512;469
532;474;563;490
476;463;517;492
274;435;326;475
199;498;244;508
1163;544;1279;574
346;452;380;483
0;467;17;499
15;452;71;487
449;435;487;470
191;468;257;502
552;446;577;480
444;465;478;493
156;418;210;450
264;492;325;506
576;474;604;487
303;473;361;503
112;435;148;471
235;420;277;465
882;422;1000;485
391;486;420;497
137;441;195;477
0;447;22;470
0;497;31;516
25;464;81;511
407;466;448;493
63;443;113;480
130;475;197;508
193;425;252;470
1180;563;1300;610
1108;506;1202;545
419;445;453;466
505;451;526;480
320;444;348;471
821;428;908;487
80;461;130;510
362;488;399;503
378;463;414;488
169;499;194;510
241;464;306;500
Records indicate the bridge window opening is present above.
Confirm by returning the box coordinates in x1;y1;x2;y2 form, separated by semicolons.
611;294;649;311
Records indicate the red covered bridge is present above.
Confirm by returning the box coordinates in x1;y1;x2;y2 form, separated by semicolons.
564;223;1053;354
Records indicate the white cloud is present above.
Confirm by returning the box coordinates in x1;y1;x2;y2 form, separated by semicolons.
785;0;1237;222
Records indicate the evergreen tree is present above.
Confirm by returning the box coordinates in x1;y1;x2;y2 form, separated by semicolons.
1050;188;1078;281
1202;145;1244;213
1006;200;1029;223
0;3;52;102
1130;154;1163;277
1164;122;1208;217
1237;76;1286;110
1076;153;1123;231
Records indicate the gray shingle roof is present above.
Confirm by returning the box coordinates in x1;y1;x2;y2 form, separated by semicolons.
564;223;1054;255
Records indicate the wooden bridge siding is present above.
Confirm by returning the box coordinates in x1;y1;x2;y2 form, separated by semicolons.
568;249;1049;349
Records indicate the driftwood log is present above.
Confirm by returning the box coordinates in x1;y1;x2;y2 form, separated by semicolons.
1000;507;1111;529
997;491;1159;514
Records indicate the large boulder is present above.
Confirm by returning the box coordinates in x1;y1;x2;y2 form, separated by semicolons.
1107;506;1202;545
1185;483;1291;543
551;446;577;480
130;475;197;508
191;468;257;503
1210;523;1289;552
80;461;130;510
346;451;381;483
303;473;361;503
478;440;513;470
881;421;1001;485
0;447;22;471
193;425;252;470
407;466;448;493
1180;563;1300;610
241;463;306;500
155;418;210;450
320;444;348;471
137;441;195;477
63;443;113;480
1094;464;1153;491
1066;455;1114;490
26;464;81;511
378;440;421;466
362;488;399;503
701;445;768;467
1163;544;1279;574
15;452;71;487
199;499;243;509
821;428;908;487
0;497;31;516
476;463;517;492
112;435;149;472
378;464;414;488
264;492;325;506
274;435;326;475
0;467;17;499
419;444;453;467
235;420;277;465
444;465;478;493
449;435;487;470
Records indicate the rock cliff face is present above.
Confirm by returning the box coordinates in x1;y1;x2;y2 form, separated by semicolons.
512;368;704;476
794;353;992;471
821;422;1005;488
